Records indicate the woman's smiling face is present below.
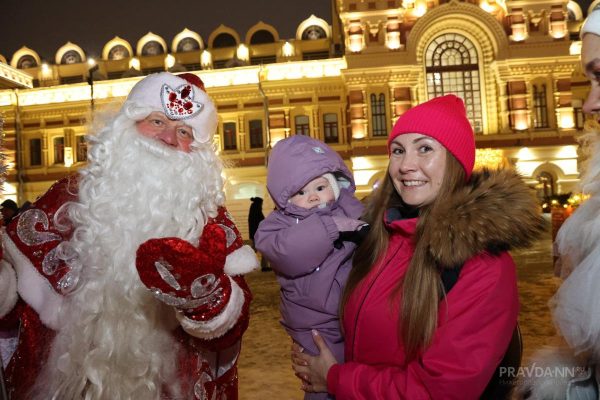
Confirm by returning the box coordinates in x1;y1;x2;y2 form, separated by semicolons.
388;133;447;207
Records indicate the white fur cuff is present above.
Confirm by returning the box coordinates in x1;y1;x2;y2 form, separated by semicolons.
0;260;18;319
176;276;245;339
2;234;63;330
224;245;259;276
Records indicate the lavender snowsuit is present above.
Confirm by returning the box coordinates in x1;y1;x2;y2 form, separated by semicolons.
255;135;364;368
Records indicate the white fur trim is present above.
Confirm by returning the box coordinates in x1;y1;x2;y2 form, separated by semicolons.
176;276;245;339
0;260;18;319
224;244;259;276
125;72;217;144
582;9;600;38
323;173;340;201
2;234;63;330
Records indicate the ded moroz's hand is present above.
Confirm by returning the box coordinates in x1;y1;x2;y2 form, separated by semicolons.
291;330;337;393
135;224;231;321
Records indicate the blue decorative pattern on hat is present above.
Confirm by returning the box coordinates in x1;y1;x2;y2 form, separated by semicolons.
161;83;203;120
312;146;325;154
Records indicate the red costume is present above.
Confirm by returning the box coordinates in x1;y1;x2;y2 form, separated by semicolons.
0;176;257;399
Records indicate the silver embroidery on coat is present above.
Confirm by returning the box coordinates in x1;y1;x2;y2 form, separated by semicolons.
194;371;216;400
217;224;236;248
155;259;181;290
17;209;61;246
42;247;61;275
57;271;79;294
191;274;217;298
151;287;224;309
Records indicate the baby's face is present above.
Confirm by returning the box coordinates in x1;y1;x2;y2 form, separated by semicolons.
289;176;335;209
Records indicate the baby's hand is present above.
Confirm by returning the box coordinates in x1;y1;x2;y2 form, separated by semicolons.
332;216;367;232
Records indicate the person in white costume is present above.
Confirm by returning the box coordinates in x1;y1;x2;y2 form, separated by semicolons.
519;7;600;400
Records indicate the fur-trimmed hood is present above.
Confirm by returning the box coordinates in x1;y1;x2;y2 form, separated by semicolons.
421;168;547;268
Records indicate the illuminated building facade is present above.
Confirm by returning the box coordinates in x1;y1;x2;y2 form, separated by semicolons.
0;0;596;236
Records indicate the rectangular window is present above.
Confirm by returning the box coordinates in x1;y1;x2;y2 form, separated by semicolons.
323;113;339;143
250;55;277;65
29;138;42;166
302;51;329;61
60;75;84;85
533;85;549;128
370;93;388;137
213;60;228;69
223;122;237;150
76;135;88;162
295;115;310;136
53;137;65;164
249;119;264;149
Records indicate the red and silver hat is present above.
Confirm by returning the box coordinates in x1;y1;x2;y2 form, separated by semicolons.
126;72;217;144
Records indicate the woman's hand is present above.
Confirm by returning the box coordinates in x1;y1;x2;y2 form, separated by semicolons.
291;330;338;393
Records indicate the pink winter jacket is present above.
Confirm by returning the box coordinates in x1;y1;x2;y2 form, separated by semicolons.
327;217;519;399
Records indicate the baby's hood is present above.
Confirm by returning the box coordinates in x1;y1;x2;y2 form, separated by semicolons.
266;135;356;211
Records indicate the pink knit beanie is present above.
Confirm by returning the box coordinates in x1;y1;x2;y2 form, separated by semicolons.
387;94;475;180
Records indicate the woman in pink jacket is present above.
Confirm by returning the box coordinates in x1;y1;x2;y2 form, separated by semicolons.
292;95;546;399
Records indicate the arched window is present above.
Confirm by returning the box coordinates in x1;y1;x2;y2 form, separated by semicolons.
425;33;482;133
61;50;82;65
295;115;310;135
213;33;237;48
302;26;327;40
17;55;37;69
108;45;130;60
250;30;275;44
141;41;164;56
536;171;555;201
177;38;201;53
533;84;549;128
370;93;387;136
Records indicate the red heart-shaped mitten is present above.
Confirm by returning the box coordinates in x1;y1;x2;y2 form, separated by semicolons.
135;224;231;321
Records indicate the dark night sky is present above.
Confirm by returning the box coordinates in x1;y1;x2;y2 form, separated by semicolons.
0;0;332;62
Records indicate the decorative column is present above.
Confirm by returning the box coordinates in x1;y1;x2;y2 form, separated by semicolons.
311;108;320;139
283;109;291;138
238;114;246;150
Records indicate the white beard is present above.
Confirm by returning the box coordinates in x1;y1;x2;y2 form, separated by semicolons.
32;113;225;400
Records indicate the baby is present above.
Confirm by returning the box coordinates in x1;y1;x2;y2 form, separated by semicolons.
255;135;366;400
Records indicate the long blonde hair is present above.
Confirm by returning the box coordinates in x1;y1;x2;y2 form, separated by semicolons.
342;151;466;362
